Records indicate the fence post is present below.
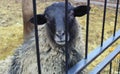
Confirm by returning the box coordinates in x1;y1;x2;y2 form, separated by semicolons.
32;0;41;74
65;0;69;74
22;0;34;42
85;0;90;59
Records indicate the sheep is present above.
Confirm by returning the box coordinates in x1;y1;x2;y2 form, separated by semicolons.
9;2;90;74
0;56;13;74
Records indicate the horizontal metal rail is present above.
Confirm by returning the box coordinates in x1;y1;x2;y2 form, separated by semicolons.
89;45;120;74
74;0;120;8
68;30;120;74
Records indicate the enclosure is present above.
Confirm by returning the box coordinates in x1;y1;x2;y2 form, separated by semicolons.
32;0;120;74
0;0;120;74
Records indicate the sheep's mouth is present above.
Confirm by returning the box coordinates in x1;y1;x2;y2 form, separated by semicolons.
57;41;65;42
54;33;70;45
56;40;65;45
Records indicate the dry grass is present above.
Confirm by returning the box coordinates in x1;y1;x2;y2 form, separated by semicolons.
0;0;120;73
0;25;23;60
0;0;23;60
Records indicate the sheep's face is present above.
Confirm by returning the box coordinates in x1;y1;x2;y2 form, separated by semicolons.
30;2;90;46
44;3;74;45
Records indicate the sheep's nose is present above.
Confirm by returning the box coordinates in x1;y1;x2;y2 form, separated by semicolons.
56;31;65;39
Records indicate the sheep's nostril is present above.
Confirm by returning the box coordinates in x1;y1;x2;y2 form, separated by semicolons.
62;32;65;36
56;31;65;40
56;34;60;38
56;33;62;40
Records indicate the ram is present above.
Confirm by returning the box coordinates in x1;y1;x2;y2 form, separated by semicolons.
9;2;90;74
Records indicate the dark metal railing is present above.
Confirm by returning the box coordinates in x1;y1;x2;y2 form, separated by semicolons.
113;0;119;37
89;45;120;74
32;0;120;74
109;62;112;74
68;0;120;73
32;0;41;74
65;0;69;73
68;30;120;74
118;61;120;74
101;0;107;47
85;0;90;59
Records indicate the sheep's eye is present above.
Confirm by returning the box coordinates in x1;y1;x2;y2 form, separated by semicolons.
69;10;74;16
45;15;51;23
45;15;49;19
68;11;74;20
45;14;54;21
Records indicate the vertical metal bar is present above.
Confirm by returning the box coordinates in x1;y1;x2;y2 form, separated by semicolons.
85;0;90;59
101;0;107;47
118;60;120;74
109;62;112;74
32;0;41;74
65;0;69;74
113;60;115;74
113;0;119;37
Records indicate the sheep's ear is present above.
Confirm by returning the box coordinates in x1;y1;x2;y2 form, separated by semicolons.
30;14;47;25
74;6;90;17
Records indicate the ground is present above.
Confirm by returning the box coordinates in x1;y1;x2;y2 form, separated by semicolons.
0;0;23;60
0;0;120;73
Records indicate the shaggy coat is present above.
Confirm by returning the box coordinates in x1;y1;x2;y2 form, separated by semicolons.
9;2;90;74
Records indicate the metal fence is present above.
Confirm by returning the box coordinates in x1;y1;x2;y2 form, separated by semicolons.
32;0;120;74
